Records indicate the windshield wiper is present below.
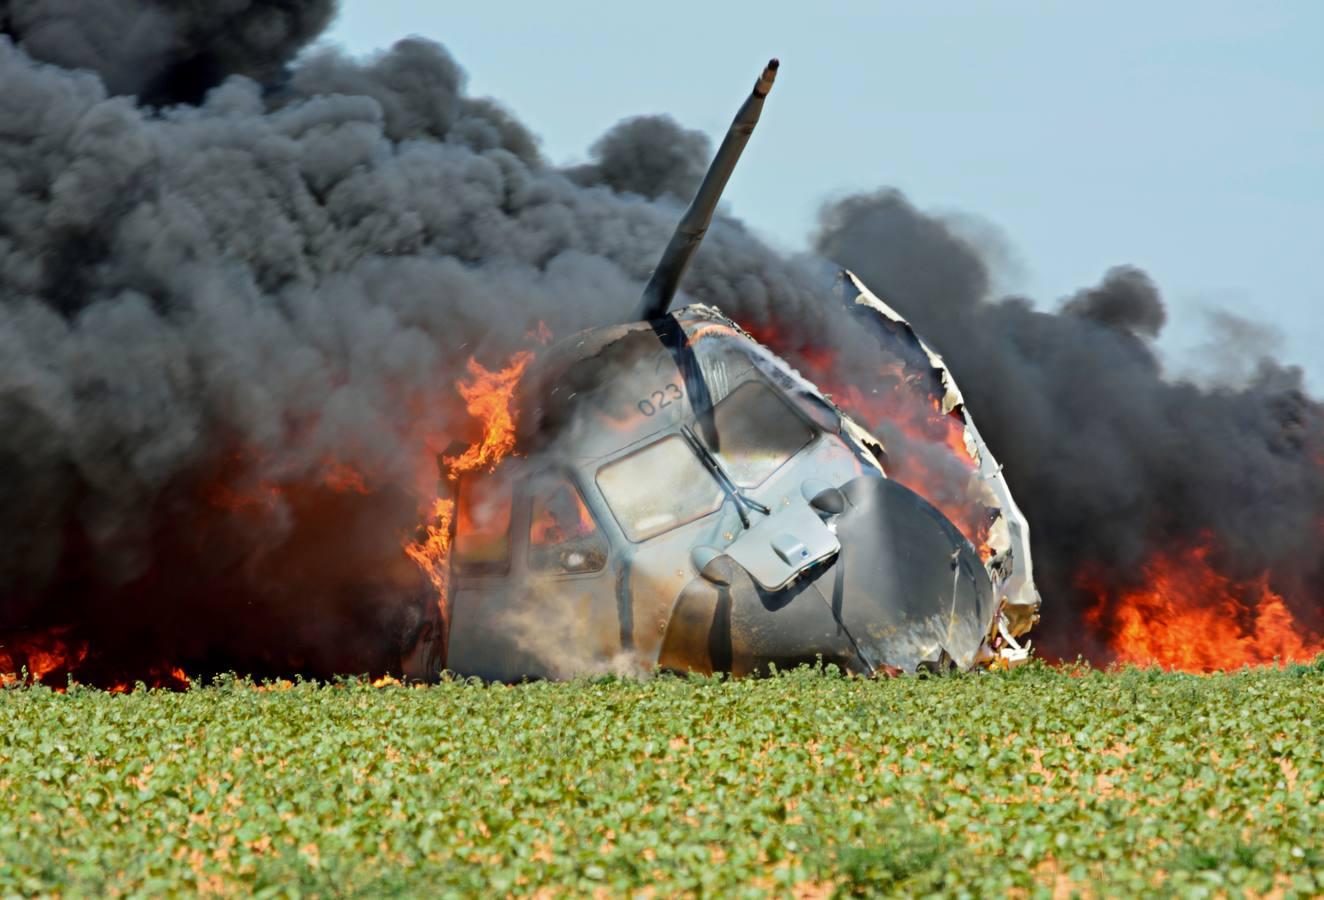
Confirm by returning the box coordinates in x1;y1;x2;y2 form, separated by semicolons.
681;424;770;529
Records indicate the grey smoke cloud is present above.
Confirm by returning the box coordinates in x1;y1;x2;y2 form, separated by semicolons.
0;0;336;104
566;115;712;201
1061;266;1166;338
1180;309;1286;388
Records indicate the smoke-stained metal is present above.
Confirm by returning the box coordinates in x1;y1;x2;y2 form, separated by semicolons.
639;59;779;320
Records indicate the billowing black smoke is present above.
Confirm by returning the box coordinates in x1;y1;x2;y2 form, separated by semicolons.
0;0;335;104
565;115;711;201
2;5;1320;679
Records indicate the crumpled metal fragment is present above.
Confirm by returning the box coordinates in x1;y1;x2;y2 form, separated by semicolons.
834;269;1042;652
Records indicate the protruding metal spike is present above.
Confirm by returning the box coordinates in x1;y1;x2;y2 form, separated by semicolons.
639;59;780;320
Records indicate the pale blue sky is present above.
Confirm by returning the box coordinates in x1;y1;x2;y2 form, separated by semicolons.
325;1;1322;386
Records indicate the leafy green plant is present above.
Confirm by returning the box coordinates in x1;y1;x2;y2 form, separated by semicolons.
0;661;1319;896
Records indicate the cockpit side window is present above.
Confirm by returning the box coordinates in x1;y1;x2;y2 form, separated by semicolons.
704;379;816;488
596;435;724;542
529;477;608;575
454;471;514;576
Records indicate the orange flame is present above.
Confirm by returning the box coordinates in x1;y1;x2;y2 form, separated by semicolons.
530;481;596;545
206;479;282;512
406;350;536;635
441;352;534;478
321;458;370;494
1082;541;1324;671
526;320;554;345
405;496;456;606
0;629;194;691
0;631;88;688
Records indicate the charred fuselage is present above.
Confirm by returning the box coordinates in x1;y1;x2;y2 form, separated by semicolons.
439;306;1002;679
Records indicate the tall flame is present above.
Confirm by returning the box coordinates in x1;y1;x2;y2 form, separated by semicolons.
441;353;534;476
406;350;536;628
405;496;456;607
1082;541;1324;671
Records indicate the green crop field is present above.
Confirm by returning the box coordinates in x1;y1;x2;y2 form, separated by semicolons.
1;662;1321;898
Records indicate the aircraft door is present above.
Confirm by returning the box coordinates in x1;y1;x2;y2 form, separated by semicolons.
447;469;620;680
521;473;623;674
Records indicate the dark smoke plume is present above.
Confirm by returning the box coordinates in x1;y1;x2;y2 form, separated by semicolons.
0;0;335;104
2;5;1321;680
565;115;712;201
1061;266;1165;338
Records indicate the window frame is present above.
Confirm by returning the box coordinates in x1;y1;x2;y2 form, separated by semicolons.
701;375;819;489
525;471;610;578
594;432;726;544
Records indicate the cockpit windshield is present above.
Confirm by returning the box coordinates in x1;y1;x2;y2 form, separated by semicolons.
596;435;724;541
704;380;816;488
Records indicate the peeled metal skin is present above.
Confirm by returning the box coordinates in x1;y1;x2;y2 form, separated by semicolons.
824;477;994;672
657;476;993;675
837;271;1040;640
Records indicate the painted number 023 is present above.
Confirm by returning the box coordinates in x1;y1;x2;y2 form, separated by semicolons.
638;383;683;417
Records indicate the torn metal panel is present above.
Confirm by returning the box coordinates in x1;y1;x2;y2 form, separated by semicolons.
835;269;1042;648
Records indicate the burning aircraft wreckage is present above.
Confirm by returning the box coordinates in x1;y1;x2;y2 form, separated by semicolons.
5;12;1322;688
400;61;1040;682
